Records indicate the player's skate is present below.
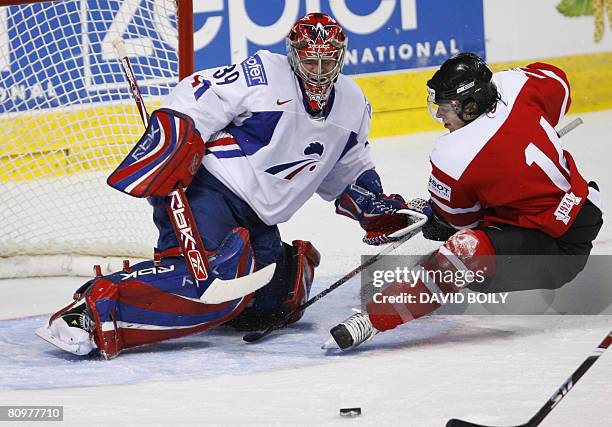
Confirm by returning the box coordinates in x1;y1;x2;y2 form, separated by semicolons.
322;311;378;351
35;300;97;356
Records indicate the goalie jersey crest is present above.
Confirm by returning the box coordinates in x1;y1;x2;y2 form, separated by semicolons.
107;108;205;198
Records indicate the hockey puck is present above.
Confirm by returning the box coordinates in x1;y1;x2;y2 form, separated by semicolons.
339;407;361;417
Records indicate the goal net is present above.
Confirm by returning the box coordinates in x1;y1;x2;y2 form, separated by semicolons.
0;0;192;277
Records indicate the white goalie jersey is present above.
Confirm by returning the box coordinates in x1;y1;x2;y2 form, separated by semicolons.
163;50;374;225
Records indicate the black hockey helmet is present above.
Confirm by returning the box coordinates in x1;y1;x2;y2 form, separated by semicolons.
426;52;498;123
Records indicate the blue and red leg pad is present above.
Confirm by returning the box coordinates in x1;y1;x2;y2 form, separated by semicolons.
83;227;254;357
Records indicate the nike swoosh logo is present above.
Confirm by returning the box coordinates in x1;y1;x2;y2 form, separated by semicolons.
276;99;292;105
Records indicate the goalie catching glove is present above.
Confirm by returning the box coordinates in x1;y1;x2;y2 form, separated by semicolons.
335;185;429;245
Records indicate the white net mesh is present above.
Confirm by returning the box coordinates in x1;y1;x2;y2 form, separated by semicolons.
0;0;181;275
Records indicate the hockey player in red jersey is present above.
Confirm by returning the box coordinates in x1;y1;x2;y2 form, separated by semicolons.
325;53;603;351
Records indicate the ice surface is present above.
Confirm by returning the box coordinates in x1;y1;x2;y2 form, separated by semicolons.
0;111;610;426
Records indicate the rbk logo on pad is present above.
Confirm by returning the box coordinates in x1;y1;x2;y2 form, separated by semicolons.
187;250;208;281
120;265;175;281
131;126;159;160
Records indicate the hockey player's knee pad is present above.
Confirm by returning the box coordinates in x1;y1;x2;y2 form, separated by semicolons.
282;240;321;324
366;229;496;333
427;229;496;289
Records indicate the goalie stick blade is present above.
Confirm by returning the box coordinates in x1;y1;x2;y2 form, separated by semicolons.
199;263;276;304
243;228;424;343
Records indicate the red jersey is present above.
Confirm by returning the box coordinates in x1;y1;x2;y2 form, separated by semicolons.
427;63;600;238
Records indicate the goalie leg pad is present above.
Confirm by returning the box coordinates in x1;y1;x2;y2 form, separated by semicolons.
367;229;496;332
282;240;321;324
86;273;252;359
41;227;257;358
107;108;205;197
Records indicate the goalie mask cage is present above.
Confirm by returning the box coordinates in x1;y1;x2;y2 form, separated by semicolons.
0;0;194;277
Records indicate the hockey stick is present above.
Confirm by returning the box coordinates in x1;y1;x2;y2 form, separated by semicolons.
244;117;582;340
557;117;583;138
113;39;210;281
446;329;612;427
243;213;428;343
113;39;275;303
446;117;593;426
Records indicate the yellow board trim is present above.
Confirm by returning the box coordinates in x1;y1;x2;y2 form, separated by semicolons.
0;101;161;181
1;52;610;180
354;51;612;138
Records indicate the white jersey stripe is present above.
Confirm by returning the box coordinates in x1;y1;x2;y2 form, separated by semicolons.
431;197;481;214
451;220;481;230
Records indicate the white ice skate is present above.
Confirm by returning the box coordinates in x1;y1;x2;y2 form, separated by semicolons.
35;300;97;356
322;311;378;351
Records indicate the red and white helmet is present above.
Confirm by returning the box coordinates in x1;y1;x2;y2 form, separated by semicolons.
286;13;348;112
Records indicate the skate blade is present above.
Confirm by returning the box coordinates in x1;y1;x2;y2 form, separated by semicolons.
321;336;340;350
35;325;94;356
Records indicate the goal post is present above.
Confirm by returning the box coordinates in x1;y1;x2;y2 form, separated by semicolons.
0;0;194;277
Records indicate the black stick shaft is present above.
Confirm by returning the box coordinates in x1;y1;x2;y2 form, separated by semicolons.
446;118;587;427
243;227;422;342
525;329;611;427
446;329;611;427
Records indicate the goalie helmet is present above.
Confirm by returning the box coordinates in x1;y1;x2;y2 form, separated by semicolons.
426;52;498;124
287;13;347;113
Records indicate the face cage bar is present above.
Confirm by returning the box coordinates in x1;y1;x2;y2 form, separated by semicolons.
290;47;345;87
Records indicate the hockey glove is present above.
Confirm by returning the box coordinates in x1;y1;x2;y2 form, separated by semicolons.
408;198;456;241
336;185;424;245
